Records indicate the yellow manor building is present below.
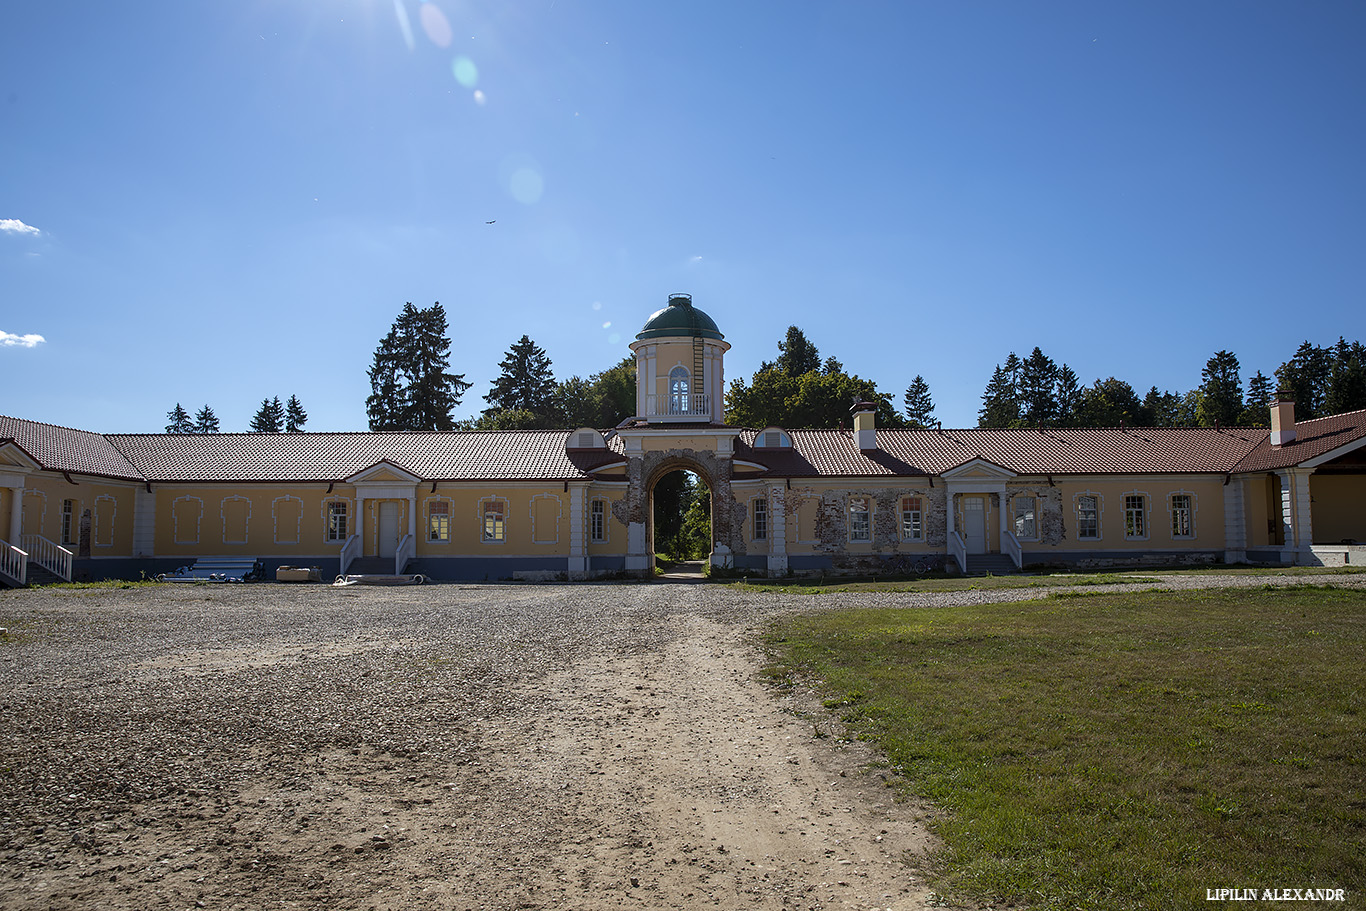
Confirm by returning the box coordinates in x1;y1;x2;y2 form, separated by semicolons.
3;294;1366;585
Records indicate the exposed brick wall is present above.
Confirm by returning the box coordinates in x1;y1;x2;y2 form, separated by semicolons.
800;485;948;572
615;448;739;556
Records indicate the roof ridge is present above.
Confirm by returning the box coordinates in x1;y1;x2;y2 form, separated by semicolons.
0;413;111;436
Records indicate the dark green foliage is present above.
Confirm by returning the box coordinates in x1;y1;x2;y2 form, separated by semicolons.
1055;365;1081;426
366;302;471;431
192;405;219;434
977;363;1019;429
1242;371;1274;427
726;369;903;430
1019;347;1060;426
1325;338;1366;415
285;395;307;433
1275;340;1333;419
249;396;284;433
760;326;822;377
903;375;936;428
653;471;710;560
1141;386;1187;427
1196;350;1243;427
1075;378;1143;427
483;335;558;427
164;403;193;434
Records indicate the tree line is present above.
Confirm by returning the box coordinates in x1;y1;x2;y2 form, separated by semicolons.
163;396;308;434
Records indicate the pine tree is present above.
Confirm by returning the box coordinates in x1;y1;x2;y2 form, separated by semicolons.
1141;387;1185;427
978;361;1020;428
1196;350;1243;427
193;405;220;434
366;302;471;431
1019;347;1060;426
1055;365;1081;426
285;395;308;433
1275;341;1332;419
903;376;935;428
775;326;822;377
165;403;193;434
484;335;558;423
249;396;284;433
1325;338;1366;415
1241;372;1274;427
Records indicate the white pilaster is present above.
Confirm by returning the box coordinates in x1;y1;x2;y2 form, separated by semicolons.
1222;478;1247;564
7;486;21;542
1276;468;1315;564
133;485;156;557
766;483;787;576
625;520;649;572
568;484;587;579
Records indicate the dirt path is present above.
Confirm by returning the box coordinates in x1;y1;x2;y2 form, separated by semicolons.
0;586;950;911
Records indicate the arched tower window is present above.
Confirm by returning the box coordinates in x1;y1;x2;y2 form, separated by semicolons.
669;366;690;414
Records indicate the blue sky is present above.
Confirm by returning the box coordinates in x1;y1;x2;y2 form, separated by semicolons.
3;1;1363;432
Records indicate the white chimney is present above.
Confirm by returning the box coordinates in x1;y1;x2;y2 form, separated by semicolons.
1270;392;1296;446
852;401;877;451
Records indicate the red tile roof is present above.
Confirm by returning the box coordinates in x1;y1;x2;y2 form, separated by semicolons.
0;416;144;480
1230;409;1366;473
106;430;625;482
739;426;1269;477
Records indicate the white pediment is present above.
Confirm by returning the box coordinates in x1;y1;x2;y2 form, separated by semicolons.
345;459;423;485
941;457;1016;480
0;440;41;472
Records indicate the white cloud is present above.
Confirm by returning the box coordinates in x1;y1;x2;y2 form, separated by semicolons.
1;219;41;236
1;332;46;348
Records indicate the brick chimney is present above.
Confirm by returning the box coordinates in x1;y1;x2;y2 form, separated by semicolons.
1270;391;1296;446
852;401;877;451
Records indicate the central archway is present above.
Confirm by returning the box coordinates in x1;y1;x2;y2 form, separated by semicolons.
622;446;738;577
649;468;712;572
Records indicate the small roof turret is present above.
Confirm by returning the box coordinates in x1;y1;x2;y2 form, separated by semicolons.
635;293;724;341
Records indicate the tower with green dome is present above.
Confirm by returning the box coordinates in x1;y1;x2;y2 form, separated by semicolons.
628;293;731;423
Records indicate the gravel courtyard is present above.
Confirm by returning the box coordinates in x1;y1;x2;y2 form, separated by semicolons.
2;575;1360;911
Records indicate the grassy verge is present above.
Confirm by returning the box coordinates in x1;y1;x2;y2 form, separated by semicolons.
764;586;1365;910
732;564;1366;595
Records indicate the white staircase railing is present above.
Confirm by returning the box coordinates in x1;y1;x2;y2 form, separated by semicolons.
949;530;967;575
339;534;362;577
1003;530;1022;571
21;535;74;582
395;533;415;575
1;539;29;586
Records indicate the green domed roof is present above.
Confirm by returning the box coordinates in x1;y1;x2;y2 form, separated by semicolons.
635;294;724;341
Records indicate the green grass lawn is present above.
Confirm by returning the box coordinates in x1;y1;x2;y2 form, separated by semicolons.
764;586;1366;910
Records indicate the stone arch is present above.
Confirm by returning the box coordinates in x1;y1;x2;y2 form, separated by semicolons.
617;447;741;573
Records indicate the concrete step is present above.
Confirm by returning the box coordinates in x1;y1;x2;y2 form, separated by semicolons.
966;554;1018;575
25;563;66;586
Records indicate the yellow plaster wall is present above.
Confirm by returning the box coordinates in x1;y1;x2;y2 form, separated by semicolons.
1310;475;1366;544
17;474;137;555
649;340;702;398
155;485;350;557
418;486;569;555
637;435;723;454
585;489;628;555
1243;475;1275;547
1055;478;1225;549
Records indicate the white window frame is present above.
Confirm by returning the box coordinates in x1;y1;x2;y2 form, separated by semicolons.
428;499;451;542
1013;495;1037;541
481;497;507;544
325;499;349;542
590;499;607;543
669;365;690;414
1123;491;1149;541
61;499;76;546
753;497;768;540
848;497;871;543
1169;491;1196;540
900;496;923;542
1075;492;1101;541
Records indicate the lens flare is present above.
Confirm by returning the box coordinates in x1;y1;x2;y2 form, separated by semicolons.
473;89;486;105
452;56;478;87
420;3;452;47
602;321;612;329
393;0;415;51
591;301;602;311
510;168;543;205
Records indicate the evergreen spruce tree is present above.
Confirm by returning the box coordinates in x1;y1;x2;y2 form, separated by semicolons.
1325;338;1366;415
1242;371;1274;427
774;326;822;377
903;375;935;428
193;405;220;433
366;302;471;430
1055;365;1081;426
249;397;285;433
165;403;193;434
1141;386;1185;427
484;335;558;424
1019;347;1060;426
978;362;1020;428
1196;350;1244;427
1275;341;1332;419
1075;378;1143;427
285;395;308;433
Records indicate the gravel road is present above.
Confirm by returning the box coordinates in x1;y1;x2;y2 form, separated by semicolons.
1;574;1360;911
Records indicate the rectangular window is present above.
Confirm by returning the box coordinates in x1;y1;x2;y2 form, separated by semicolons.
429;501;450;541
753;498;767;540
1171;494;1193;538
61;499;75;546
591;500;606;542
1014;496;1037;539
1125;494;1147;539
483;502;505;542
1077;496;1099;540
327;501;348;541
900;496;923;541
848;497;871;542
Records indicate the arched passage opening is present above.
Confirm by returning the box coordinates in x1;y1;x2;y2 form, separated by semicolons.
648;464;712;572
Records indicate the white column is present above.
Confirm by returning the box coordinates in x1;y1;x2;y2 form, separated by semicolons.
133;485;156;557
568;484;587;579
8;486;21;542
997;485;1007;550
1276;469;1315;564
946;488;956;538
766;483;787;576
408;493;417;540
355;495;365;550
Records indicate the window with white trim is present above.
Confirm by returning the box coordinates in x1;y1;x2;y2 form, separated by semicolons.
753;498;768;540
61;499;76;546
1013;496;1037;539
1124;494;1147;539
669;365;690;413
591;499;606;542
900;496;923;542
1170;493;1194;539
483;501;506;543
1077;495;1100;540
326;501;348;542
429;500;450;542
848;497;871;542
